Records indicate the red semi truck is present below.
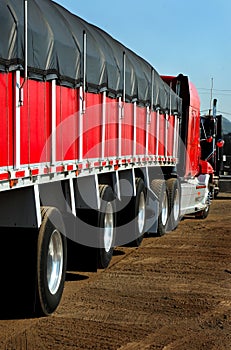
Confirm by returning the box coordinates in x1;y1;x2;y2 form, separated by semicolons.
0;0;213;316
200;100;231;197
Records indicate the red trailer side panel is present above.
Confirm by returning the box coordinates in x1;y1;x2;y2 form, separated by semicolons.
83;93;102;160
148;111;157;156
136;106;146;156
122;103;133;157
20;79;52;165
167;114;175;157
105;97;118;158
0;73;13;168
158;113;165;157
56;86;79;162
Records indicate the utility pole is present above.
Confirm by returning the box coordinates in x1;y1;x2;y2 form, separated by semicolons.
209;77;213;116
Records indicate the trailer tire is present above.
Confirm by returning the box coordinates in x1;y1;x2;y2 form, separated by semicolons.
151;179;169;236
128;178;147;247
36;207;67;316
97;185;116;269
166;178;181;231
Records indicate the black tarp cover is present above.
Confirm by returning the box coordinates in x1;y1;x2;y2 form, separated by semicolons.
0;0;182;113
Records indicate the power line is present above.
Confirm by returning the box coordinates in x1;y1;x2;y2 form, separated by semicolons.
218;110;231;116
200;109;231;116
198;88;231;92
199;92;231;96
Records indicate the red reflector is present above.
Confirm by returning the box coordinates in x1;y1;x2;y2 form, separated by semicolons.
15;171;25;178
206;136;213;143
56;166;64;173
31;169;39;176
67;165;74;171
0;172;9;181
216;139;225;148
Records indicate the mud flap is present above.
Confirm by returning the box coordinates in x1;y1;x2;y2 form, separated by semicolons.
64;212;98;273
0;228;38;318
145;188;159;235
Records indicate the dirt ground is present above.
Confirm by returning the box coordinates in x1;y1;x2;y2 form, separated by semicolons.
0;193;231;350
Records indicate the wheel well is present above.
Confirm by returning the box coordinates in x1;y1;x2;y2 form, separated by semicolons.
134;168;145;182
98;173;114;188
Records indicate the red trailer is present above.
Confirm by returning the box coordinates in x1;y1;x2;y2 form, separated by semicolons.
0;0;213;316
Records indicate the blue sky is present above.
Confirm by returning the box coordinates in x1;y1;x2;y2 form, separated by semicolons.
55;0;231;121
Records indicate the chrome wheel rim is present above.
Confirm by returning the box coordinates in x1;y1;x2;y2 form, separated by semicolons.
173;188;180;222
47;230;63;295
104;202;114;253
138;192;145;234
162;191;168;226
